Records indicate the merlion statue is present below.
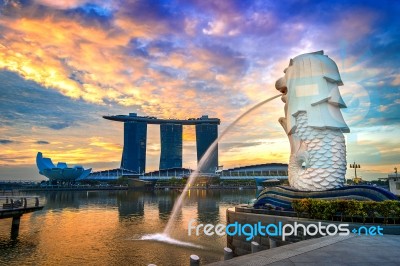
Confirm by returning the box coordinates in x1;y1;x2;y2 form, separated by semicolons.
275;51;349;191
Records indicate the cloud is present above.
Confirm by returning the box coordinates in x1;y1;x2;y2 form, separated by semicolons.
36;140;50;144
34;0;90;10
0;139;14;144
0;71;101;130
392;75;400;86
47;122;75;130
0;0;399;179
89;137;121;151
379;105;388;112
0;154;31;162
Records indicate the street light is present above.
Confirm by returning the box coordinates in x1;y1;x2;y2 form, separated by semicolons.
349;162;361;183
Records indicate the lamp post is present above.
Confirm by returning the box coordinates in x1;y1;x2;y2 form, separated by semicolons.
349;162;361;183
395;167;398;181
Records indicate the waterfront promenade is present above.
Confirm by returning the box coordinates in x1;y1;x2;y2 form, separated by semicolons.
208;234;400;265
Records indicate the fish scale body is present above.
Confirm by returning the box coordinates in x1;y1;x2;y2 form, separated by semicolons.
289;112;346;191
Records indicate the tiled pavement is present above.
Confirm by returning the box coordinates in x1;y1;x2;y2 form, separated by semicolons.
208;234;400;266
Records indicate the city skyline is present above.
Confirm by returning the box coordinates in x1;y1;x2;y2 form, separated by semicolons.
0;0;399;180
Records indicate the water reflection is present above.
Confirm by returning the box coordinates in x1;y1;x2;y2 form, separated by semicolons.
197;190;220;224
117;191;145;219
0;189;256;266
158;196;174;219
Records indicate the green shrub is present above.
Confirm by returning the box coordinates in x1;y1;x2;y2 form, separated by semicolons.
394;201;400;224
309;199;327;219
377;200;400;224
291;199;400;224
291;200;301;217
345;200;366;222
336;200;348;222
363;201;379;223
292;198;312;217
322;200;339;221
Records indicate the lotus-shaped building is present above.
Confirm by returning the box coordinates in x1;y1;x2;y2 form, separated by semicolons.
36;152;92;182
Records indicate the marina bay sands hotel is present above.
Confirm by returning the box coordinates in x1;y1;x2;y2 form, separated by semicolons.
103;113;220;174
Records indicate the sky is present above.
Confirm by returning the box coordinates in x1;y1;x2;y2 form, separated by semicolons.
0;0;399;181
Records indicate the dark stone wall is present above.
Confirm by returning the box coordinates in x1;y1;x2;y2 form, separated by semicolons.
227;206;400;256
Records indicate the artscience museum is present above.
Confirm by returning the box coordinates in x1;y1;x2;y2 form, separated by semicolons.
36;152;92;182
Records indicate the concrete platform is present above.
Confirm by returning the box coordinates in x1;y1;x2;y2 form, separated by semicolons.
208;234;400;266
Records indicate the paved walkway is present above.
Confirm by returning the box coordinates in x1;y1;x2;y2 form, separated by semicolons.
208;234;400;266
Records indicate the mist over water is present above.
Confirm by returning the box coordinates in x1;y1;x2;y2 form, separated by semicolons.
140;233;203;248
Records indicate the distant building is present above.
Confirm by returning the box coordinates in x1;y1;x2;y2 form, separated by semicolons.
77;163;288;190
195;118;218;173
139;163;288;185
143;167;193;180
160;124;183;169
221;163;288;189
79;168;140;182
121;118;147;174
104;113;220;174
36;152;91;182
220;163;288;177
388;173;400;196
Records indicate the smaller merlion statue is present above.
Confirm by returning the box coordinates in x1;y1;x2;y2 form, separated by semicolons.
275;51;349;191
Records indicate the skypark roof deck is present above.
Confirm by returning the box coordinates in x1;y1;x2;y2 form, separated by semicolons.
103;113;220;125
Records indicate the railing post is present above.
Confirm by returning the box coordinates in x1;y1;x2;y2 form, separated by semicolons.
35;197;39;207
24;198;27;208
190;254;200;266
224;247;233;260
11;215;21;239
10;199;14;209
251;241;260;253
269;238;277;248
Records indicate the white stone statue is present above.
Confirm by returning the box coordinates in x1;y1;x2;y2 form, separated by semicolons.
275;51;349;191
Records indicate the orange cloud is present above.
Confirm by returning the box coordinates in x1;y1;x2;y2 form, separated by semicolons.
1;1;398;182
